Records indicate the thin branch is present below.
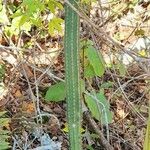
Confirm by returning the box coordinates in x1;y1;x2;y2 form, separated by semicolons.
83;111;114;150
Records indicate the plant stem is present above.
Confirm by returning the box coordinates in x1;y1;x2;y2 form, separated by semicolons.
64;0;82;149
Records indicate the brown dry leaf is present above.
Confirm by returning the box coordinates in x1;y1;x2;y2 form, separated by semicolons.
114;142;121;150
14;90;22;98
0;86;8;99
22;64;33;78
116;109;126;119
116;100;128;119
47;115;60;136
22;101;35;113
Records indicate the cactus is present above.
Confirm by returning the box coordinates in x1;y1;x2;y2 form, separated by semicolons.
64;0;82;149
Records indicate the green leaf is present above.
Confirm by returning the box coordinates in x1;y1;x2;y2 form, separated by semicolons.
18;15;28;27
45;80;84;102
85;44;105;77
0;118;10;127
0;142;10;150
0;111;10;150
48;17;64;36
45;81;65;102
0;130;10;135
0;111;6;118
0;134;10;140
11;11;23;19
30;18;43;27
22;0;45;14
85;92;112;124
48;0;63;13
85;93;101;121
84;63;95;78
8;15;31;36
81;0;96;4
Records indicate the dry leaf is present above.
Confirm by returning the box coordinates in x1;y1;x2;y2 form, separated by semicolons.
14;90;22;98
22;101;35;113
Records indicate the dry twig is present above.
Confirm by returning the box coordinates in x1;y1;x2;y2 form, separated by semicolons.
83;111;114;150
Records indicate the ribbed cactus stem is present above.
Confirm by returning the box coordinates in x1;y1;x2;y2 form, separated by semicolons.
64;0;82;149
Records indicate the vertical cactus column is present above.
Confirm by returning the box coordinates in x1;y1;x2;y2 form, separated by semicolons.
64;0;82;149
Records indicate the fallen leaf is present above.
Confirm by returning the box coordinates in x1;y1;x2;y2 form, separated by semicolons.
14;90;22;98
22;102;35;113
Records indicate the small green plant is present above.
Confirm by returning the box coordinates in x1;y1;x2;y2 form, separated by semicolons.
80;40;105;78
45;40;112;125
0;111;10;150
45;81;66;102
45;40;113;148
0;0;64;38
84;91;112;124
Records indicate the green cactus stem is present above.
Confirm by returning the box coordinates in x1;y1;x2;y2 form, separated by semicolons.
64;0;82;149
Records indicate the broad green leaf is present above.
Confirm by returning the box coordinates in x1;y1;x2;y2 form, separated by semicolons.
86;145;94;150
0;134;10;140
0;111;10;150
0;142;10;150
48;0;63;13
30;18;43;27
48;18;64;36
11;11;23;19
84;63;95;78
45;81;65;102
0;130;10;135
8;15;31;36
96;92;110;109
85;92;112;124
85;93;101;121
45;80;85;102
86;40;94;46
22;0;45;14
0;111;6;118
85;45;105;77
19;15;28;27
48;2;55;13
101;110;113;125
0;118;10;127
